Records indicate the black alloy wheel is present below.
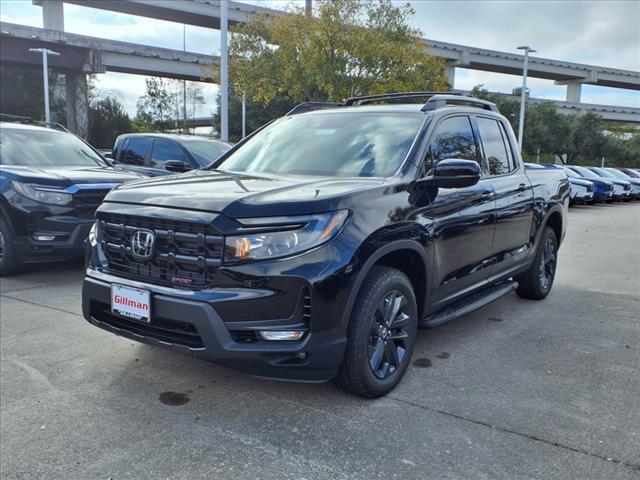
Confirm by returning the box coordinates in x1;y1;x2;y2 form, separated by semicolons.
368;290;412;380
335;266;418;398
538;237;556;292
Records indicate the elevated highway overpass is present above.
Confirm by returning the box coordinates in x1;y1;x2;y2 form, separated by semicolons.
61;0;640;102
2;0;637;137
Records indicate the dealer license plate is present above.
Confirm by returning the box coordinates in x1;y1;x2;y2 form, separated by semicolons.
111;284;151;322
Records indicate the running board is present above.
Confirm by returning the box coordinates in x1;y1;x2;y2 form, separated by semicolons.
419;280;518;329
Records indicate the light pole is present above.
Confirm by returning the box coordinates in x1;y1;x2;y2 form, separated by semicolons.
517;45;536;153
29;48;60;123
241;93;246;139
220;0;229;142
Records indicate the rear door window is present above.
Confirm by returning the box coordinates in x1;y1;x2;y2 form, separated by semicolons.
122;138;150;165
476;117;512;175
150;139;186;168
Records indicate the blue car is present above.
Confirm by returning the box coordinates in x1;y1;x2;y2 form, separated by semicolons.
527;163;594;205
565;165;616;202
603;168;640;200
588;167;632;201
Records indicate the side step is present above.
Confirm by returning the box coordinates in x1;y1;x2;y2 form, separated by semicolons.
419;280;518;329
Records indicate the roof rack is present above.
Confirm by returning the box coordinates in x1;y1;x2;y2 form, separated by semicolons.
286;102;343;116
285;91;500;116
0;113;70;132
344;91;462;106
421;94;499;113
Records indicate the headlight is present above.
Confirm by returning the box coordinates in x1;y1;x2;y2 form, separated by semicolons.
88;221;100;247
11;181;72;206
224;210;349;263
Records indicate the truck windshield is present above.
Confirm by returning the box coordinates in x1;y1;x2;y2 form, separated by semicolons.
0;128;106;167
603;169;629;179
214;112;424;177
570;166;601;179
185;140;231;166
591;167;619;179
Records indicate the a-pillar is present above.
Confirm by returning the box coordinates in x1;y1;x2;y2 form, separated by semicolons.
65;72;89;139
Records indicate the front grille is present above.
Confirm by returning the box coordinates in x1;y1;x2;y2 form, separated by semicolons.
91;300;204;349
98;212;223;288
623;184;630;191
73;189;111;218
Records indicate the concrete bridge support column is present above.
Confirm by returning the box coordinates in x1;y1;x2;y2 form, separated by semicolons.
445;62;456;88
566;81;582;103
65;72;89;139
39;0;65;31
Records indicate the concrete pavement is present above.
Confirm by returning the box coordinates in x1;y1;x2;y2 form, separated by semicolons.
1;202;639;480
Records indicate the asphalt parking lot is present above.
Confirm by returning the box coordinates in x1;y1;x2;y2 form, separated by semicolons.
1;202;639;480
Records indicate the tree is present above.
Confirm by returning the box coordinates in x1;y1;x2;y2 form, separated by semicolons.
135;77;173;129
185;81;206;125
229;0;447;104
213;87;295;142
88;97;132;148
0;64;66;122
469;85;520;131
135;77;207;131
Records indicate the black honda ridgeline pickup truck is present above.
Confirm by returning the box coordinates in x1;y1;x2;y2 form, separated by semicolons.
83;93;569;398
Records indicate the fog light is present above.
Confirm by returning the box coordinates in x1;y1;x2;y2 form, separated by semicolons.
33;235;55;241
259;330;305;341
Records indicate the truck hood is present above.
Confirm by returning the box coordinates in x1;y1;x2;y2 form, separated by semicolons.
103;170;385;217
2;165;143;186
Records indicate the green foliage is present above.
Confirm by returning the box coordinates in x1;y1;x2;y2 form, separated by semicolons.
229;0;448;103
470;85;639;167
0;64;66;122
135;77;206;131
136;77;175;129
88;97;132;148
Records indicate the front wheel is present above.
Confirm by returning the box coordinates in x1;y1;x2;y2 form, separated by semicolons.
0;219;23;276
515;227;558;300
335;266;418;398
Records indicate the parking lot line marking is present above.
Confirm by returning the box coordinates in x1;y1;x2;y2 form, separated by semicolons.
0;293;82;318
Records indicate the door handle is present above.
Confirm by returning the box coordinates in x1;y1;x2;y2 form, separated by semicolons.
517;183;527;192
481;190;493;198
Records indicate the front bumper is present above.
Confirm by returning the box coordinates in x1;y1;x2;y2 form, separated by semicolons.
82;266;349;382
12;220;93;263
571;190;593;204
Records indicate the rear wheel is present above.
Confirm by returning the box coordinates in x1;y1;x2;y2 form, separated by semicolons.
0;219;23;276
515;226;557;300
335;266;418;398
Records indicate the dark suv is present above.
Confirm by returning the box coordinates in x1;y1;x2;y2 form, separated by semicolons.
0;121;142;275
83;93;569;398
109;133;231;177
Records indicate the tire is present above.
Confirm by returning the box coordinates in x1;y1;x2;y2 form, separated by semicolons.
335;266;418;398
515;226;558;300
0;218;23;276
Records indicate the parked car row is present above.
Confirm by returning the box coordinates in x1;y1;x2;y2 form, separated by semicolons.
525;163;640;205
0;119;231;275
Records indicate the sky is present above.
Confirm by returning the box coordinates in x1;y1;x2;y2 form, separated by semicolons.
1;0;639;117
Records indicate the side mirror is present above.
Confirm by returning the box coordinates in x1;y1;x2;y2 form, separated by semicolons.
164;160;191;173
432;159;480;188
